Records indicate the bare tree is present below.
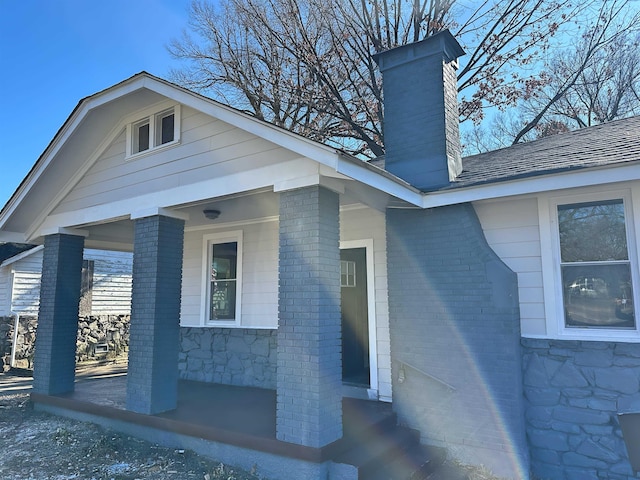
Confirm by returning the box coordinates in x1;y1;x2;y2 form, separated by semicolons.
511;0;640;144
169;0;633;158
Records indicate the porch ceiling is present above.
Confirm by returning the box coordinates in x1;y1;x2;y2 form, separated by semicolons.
80;187;378;250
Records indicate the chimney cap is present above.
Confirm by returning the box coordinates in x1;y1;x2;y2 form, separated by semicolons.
373;29;465;72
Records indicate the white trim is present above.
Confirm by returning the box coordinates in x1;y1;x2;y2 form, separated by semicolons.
422;163;640;209
541;187;640;342
125;104;181;160
40;227;89;238
30;159;313;240
185;216;279;233
340;239;378;395
130;207;190;221
200;230;243;327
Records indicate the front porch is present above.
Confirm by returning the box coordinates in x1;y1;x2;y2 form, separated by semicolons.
30;372;442;480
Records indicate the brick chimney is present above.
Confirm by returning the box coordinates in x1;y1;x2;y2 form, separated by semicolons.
374;30;465;191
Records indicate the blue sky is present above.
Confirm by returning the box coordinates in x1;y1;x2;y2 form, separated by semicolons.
0;0;193;208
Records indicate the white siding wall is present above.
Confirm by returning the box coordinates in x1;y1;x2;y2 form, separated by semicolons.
52;106;300;215
9;249;44;316
3;249;132;316
85;249;132;315
181;220;279;328
0;266;12;316
474;198;547;337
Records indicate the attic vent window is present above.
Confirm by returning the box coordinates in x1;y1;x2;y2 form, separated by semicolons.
126;105;180;158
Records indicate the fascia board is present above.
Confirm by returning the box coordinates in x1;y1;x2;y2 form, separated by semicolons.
421;162;640;208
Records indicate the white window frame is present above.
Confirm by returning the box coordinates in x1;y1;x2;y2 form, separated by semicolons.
200;230;243;326
541;188;640;341
125;104;181;159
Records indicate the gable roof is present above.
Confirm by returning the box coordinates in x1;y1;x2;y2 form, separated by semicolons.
0;72;422;243
1;71;638;243
454;116;640;189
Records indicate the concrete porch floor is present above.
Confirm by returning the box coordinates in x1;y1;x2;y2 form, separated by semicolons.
30;369;395;465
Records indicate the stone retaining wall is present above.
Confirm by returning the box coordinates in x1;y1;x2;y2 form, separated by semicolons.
76;315;130;363
523;338;640;479
179;327;277;389
0;315;130;371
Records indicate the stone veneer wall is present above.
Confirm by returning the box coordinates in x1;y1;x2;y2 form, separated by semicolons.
179;327;277;389
523;338;640;479
0;315;130;371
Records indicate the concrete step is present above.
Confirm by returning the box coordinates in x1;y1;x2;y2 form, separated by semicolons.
358;441;446;480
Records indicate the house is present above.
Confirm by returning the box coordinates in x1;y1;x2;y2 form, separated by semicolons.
0;244;132;317
0;244;132;369
0;30;638;479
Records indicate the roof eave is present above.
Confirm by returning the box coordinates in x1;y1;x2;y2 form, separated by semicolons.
421;161;640;208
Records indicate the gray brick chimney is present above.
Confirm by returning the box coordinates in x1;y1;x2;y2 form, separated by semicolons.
374;30;465;191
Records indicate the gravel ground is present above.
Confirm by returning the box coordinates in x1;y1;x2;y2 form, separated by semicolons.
0;386;264;480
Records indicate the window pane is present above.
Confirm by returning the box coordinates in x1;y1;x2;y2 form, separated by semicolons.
562;263;635;328
134;122;150;152
558;200;628;262
341;260;356;287
210;242;237;321
156;112;174;145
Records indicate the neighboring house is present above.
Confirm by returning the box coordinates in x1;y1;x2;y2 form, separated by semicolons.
0;31;638;479
0;245;132;317
0;244;132;369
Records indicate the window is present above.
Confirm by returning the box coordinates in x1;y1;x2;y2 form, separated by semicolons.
555;196;636;332
202;232;243;325
126;105;180;157
341;260;356;287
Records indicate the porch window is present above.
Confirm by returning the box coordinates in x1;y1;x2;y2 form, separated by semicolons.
203;231;243;325
556;197;636;330
126;105;180;158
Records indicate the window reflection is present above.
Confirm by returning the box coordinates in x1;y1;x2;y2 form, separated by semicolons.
210;242;237;321
558;199;634;329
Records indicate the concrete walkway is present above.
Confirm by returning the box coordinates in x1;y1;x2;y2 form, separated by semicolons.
0;362;128;395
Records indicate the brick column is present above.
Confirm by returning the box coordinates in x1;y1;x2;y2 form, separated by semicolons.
126;215;184;414
33;233;85;395
277;186;342;448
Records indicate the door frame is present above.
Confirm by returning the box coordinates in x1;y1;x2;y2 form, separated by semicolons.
340;239;378;394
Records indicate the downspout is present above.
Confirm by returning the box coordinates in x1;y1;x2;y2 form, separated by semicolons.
10;311;19;369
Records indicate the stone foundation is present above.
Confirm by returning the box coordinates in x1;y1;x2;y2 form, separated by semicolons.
179;327;277;389
76;315;130;363
523;338;640;479
0;315;130;371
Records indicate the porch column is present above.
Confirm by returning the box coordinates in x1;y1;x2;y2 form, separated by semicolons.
126;214;184;414
33;233;85;395
277;186;343;448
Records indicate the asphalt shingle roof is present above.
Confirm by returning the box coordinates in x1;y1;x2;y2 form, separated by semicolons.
452;116;640;189
0;243;36;263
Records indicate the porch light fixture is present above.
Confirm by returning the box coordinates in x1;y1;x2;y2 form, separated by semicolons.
203;209;221;220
